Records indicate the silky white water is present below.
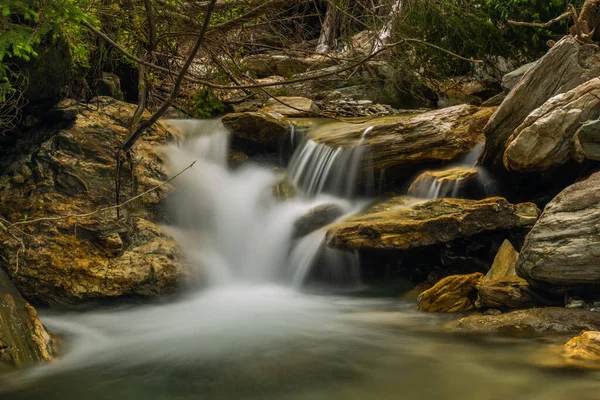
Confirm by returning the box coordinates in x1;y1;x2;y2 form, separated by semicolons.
5;120;600;400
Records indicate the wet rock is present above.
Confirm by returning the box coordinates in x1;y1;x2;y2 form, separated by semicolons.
260;97;320;117
516;171;600;294
566;298;585;309
448;308;600;336
417;272;483;313
0;97;187;304
0;268;55;369
326;196;539;251
293;204;345;238
574;119;600;162
501;61;537;93
222;111;292;148
228;149;249;168
407;167;480;199
564;331;600;369
481;36;600;168
311;105;495;182
503;78;600;172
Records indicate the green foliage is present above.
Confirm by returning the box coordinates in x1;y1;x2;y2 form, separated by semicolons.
0;0;91;101
187;88;226;118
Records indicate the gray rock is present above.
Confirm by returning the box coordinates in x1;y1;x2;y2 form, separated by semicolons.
481;36;600;168
516;171;600;293
574;120;600;161
503;78;600;172
501;61;537;93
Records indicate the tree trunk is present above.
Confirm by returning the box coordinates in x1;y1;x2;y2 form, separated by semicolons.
372;0;403;54
316;1;339;54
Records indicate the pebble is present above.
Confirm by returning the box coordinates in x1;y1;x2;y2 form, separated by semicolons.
566;299;585;309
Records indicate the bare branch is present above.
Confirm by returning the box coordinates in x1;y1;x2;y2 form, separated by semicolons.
508;10;572;28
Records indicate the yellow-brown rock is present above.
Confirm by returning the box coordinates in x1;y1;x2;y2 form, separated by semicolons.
407;167;480;198
0;97;187;304
564;331;600;369
0;268;55;369
476;276;539;309
310;105;495;179
418;272;483;313
326;196;539;251
482;239;519;283
260;97;320;117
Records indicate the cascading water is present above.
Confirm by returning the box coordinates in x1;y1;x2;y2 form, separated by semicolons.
407;143;497;200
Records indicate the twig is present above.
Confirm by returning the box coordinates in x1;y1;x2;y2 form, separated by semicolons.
508;10;572;28
4;161;197;231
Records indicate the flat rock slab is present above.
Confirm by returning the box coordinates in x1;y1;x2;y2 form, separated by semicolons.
310;105;494;179
326;196;539;251
447;308;600;336
516;171;600;293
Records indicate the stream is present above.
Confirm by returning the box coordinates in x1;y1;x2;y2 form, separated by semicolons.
3;119;600;399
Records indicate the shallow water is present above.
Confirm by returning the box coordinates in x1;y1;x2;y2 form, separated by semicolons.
4;287;600;400
5;118;600;399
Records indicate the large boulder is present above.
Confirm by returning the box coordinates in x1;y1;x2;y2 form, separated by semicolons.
516;171;600;294
448;308;600;336
0;268;55;370
311;105;495;183
222;112;292;149
0;97;187;304
326;196;539;251
480;36;600;168
242;54;335;78
503;78;600;172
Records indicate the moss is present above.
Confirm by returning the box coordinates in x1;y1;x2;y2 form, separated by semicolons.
186;88;226;118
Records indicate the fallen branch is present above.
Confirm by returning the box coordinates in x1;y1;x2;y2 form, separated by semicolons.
508;10;573;28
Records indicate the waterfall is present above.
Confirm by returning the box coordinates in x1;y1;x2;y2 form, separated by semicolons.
165;119;362;287
407;143;496;200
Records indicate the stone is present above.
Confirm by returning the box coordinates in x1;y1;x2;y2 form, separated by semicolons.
293;204;345;238
228;149;249;167
326;196;539;251
407;167;480;199
96;72;124;101
476;276;539;310
0;268;55;370
0;97;187;305
482;240;518;283
481;36;600;168
501;61;537;93
447;308;600;336
260;97;320;117
482;93;506;107
566;299;586;309
564;331;600;369
574;119;600;162
417;272;483;313
311;105;495;182
222;112;292;148
516;171;600;294
242;54;335;79
503;78;600;172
